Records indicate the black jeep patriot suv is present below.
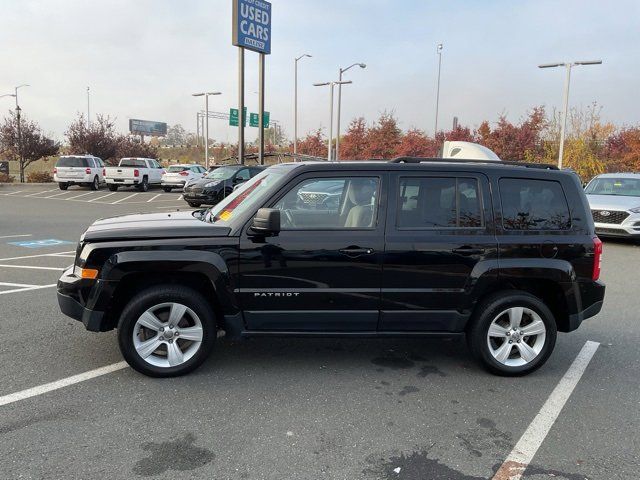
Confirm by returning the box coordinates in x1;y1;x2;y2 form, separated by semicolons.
57;159;605;377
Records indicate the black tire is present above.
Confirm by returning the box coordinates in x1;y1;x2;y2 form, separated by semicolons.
467;290;557;376
58;183;68;190
117;285;216;377
187;201;201;208
137;176;149;192
108;184;118;192
163;187;173;192
90;176;99;190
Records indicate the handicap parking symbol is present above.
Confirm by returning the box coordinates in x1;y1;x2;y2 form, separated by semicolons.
8;238;74;249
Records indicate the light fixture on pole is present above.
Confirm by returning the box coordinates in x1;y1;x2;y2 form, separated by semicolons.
294;53;312;157
313;80;352;162
335;62;366;161
538;60;602;169
192;92;222;168
434;43;443;135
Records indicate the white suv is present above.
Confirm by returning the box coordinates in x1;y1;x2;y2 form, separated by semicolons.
54;155;105;190
161;164;207;192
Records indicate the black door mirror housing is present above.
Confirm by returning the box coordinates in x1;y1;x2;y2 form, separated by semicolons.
250;208;280;236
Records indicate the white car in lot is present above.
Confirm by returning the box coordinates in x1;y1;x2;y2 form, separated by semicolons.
53;155;105;190
585;173;640;240
161;164;207;192
105;158;164;192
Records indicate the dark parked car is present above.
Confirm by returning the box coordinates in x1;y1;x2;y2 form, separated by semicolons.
57;159;605;377
182;165;264;207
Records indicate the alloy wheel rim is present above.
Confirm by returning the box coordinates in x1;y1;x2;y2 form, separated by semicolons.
132;302;204;368
486;306;546;367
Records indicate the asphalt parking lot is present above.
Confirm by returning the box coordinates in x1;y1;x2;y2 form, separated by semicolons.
0;183;638;480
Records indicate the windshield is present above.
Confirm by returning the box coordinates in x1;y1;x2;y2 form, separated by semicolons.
585;177;640;197
205;166;237;180
57;156;88;167
202;169;285;224
167;166;189;172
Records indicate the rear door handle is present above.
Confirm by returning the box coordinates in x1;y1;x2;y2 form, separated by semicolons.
339;247;374;256
452;247;485;255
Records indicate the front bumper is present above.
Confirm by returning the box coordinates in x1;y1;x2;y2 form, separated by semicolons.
594;213;640;237
57;266;110;332
183;190;220;205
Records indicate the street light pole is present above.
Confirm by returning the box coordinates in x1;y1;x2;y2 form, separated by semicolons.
434;43;443;135
14;84;29;183
538;60;602;169
336;62;366;161
87;86;90;128
294;54;312;157
192;92;222;168
314;80;352;162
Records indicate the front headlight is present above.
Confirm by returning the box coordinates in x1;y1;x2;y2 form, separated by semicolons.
204;181;219;188
629;206;640;213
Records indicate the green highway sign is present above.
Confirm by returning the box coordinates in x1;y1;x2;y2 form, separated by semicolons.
229;107;247;126
249;111;270;128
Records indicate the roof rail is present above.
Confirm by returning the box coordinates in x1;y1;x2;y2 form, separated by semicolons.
389;156;559;170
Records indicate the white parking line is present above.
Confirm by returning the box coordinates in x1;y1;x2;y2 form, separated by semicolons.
65;191;94;200
111;192;138;204
492;340;600;480
0;284;57;295
176;194;183;200
0;361;128;407
0;281;38;288
147;193;161;203
87;192;117;202
4;190;24;195
0;264;65;271
24;189;57;197
0;251;75;262
42;191;73;199
0;234;32;239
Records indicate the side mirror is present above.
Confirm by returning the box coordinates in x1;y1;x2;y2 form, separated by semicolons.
250;208;280;236
233;177;245;184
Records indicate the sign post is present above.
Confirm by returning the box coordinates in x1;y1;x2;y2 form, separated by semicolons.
232;0;272;165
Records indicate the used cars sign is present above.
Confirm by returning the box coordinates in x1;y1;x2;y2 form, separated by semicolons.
232;0;272;55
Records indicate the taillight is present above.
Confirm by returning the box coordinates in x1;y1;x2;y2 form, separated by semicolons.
102;168;106;176
179;171;189;176
53;168;57;174
134;169;139;177
85;167;91;174
592;236;603;281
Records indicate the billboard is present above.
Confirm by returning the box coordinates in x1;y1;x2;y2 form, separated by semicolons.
232;0;272;55
129;119;167;136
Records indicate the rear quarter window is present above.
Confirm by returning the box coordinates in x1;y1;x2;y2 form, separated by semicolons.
119;159;146;167
499;178;571;230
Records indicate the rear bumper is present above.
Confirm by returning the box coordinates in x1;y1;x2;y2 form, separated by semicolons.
54;174;93;183
106;178;139;185
161;180;186;188
566;280;606;331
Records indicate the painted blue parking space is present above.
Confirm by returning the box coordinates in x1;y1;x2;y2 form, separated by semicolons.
8;239;74;249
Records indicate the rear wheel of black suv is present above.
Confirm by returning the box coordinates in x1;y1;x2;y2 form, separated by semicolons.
467;291;557;376
117;285;216;377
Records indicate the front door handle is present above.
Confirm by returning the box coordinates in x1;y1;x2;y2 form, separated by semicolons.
339;247;375;257
452;247;485;256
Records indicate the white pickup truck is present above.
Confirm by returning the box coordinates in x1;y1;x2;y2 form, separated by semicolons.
105;158;164;192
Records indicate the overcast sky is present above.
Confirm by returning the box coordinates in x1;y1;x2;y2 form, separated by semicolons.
1;0;638;144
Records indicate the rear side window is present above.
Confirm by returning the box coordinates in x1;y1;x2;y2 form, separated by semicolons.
499;178;571;230
57;156;88;167
397;177;482;228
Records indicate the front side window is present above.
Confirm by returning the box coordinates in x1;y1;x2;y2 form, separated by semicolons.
273;176;380;229
397;177;482;228
500;178;571;230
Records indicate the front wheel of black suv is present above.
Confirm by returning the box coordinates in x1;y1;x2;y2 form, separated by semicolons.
467;290;557;376
117;285;216;377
